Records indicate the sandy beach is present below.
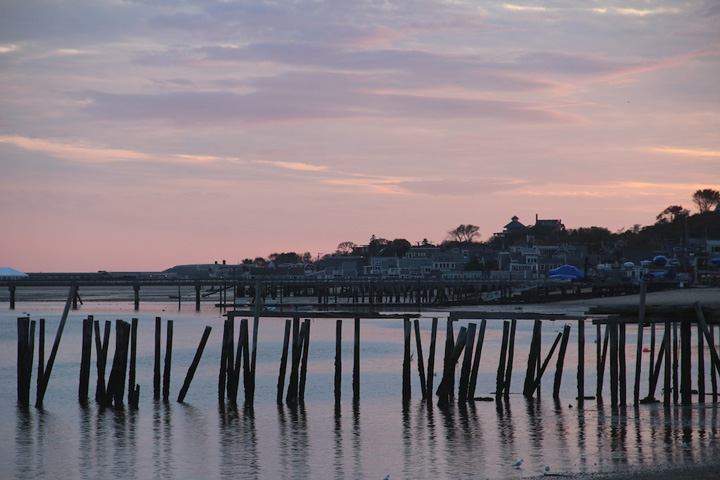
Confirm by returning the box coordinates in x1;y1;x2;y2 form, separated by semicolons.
552;285;720;309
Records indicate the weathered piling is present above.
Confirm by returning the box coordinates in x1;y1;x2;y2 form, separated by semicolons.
299;319;311;402
402;317;411;403
467;319;487;400
524;320;542;397
458;322;477;403
553;324;571;398
609;321;619;408
619;323;627;406
37;319;45;400
353;317;360;402
94;320;111;403
218;319;230;403
278;319;292;404
413;319;427;399
177;325;212;403
163;320;173;402
527;330;563;397
105;320;130;407
633;282;647;405
503;319;517;396
240;319;251;402
128;318;140;407
154;316;161;400
577;319;585;401
664;319;672;405
334;319;342;404
78;316;93;404
698;321;706;403
36;285;77;408
495;321;510;399
425;318;438;398
286;318;305;406
17;317;34;407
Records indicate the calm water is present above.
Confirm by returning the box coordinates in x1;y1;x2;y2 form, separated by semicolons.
2;300;719;479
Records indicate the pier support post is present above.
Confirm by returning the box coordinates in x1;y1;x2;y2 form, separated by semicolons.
195;283;201;311
9;285;16;310
133;284;140;311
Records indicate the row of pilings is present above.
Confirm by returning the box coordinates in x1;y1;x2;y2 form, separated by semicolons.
15;286;720;411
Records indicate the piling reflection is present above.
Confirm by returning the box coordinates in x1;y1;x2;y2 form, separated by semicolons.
218;403;259;480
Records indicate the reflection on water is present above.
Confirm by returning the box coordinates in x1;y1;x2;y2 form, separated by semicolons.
10;396;720;480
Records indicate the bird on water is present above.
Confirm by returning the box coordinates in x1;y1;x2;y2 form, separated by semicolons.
514;459;523;468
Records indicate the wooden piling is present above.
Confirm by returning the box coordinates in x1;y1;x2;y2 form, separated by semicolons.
645;330;666;402
495;321;510;400
694;304;720;398
278;319;292;404
240;319;251;402
426;317;438;398
633;281;647;405
151;317;160;400
503;319;517;396
458;322;477;403
334;319;342;404
597;325;610;401
105;320;130;407
577;319;585;401
664;319;672;405
36;284;77;408
527;330;563;397
524;319;542;397
163;320;173;402
403;317;411;403
128;318;139;407
78;316;93;404
609;321;619;408
299;319;311;402
673;322;679;404
353;317;360;402
553;324;571;398
17;317;32;407
218;319;230;403
413;319;427;399
467;319;487;400
619;323;627;406
94;320;111;403
286;318;303;406
698;321;706;403
133;284;140;310
680;317;692;405
177;325;212;403
37;319;45;400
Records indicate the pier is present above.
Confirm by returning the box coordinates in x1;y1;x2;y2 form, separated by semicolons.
14;285;720;412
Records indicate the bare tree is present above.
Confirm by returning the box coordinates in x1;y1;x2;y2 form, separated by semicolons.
692;188;720;213
335;241;357;255
446;224;480;243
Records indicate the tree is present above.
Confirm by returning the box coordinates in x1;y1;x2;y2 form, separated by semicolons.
655;205;689;224
692;188;720;213
446;224;480;243
335;241;357;255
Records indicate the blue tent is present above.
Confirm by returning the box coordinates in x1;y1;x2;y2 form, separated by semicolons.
711;257;720;267
548;265;584;280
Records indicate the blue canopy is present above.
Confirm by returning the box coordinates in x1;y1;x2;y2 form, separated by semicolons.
548;265;584;280
711;257;720;267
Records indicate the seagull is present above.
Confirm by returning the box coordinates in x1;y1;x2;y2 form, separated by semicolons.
545;466;551;472
383;476;390;480
514;459;523;468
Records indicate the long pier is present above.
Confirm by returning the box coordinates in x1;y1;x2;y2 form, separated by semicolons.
1;277;651;310
14;283;720;412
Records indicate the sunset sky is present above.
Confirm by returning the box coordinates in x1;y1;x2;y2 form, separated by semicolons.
1;1;718;272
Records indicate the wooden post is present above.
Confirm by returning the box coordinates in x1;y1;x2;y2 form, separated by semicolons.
177;326;212;403
9;285;16;310
609;321;619;408
426;317;438;398
36;284;77;408
17;317;31;407
94;320;111;403
218;319;230;403
402;317;411;403
413;319;427;399
278;319;292;404
619;323;627;406
163;320;173;402
680;317;692;405
646;331;666;401
673;322;679;404
78;317;93;404
133;284;140;311
527;331;564;396
458;322;477;403
693;304;720;400
195;283;201;311
468;319;487;400
597;325;610;401
105;320;130;407
353;317;360;402
553;324;571;398
128;318;139;407
299;319;311;402
710;326;717;401
578;319;585;401
240;319;251;402
524;320;542;397
495;321;510;400
286;318;303;406
334;319;342;404
664;319;672;405
503;319;517;396
37;319;45;401
633;281;647;405
698;321;706;403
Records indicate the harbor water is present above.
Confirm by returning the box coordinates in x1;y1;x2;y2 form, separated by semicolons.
1;298;719;479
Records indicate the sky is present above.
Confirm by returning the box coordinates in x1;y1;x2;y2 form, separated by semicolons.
1;0;718;273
